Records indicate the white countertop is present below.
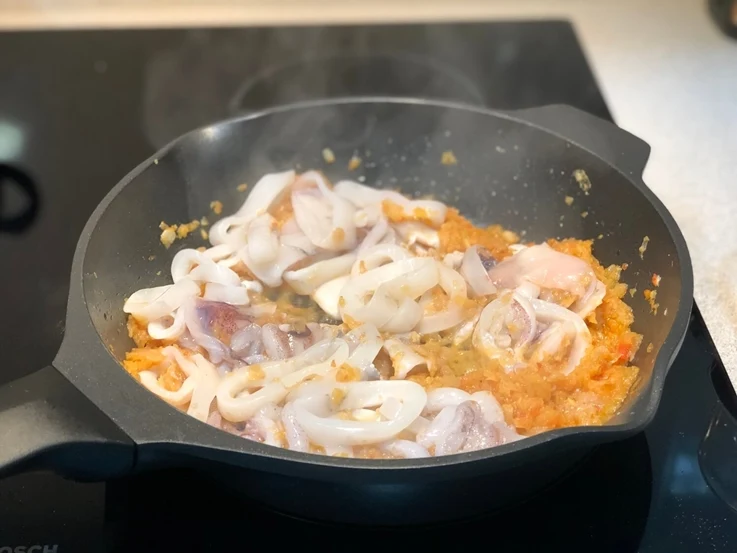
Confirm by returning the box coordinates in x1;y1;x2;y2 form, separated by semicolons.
3;0;737;385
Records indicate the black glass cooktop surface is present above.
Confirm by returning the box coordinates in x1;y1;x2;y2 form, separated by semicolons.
1;21;736;553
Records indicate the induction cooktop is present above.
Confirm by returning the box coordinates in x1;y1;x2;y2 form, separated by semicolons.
1;21;736;553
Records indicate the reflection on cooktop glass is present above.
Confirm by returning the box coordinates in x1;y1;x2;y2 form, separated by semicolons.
0;20;735;553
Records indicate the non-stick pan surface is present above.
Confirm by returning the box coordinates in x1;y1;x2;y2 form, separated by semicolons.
0;98;692;524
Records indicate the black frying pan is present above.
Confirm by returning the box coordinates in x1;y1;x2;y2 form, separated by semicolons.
0;98;692;525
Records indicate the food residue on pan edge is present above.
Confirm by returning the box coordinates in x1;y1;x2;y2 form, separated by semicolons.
441;150;458;165
322;148;336;164
210;201;223;215
639;236;650;259
158;222;177;249
573;169;592;195
348;156;362;171
643;288;659;315
158;217;211;249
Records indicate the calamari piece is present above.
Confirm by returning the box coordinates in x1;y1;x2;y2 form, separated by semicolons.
203;282;250;305
416;263;468;334
384;339;428;379
357;216;389;252
354;204;382;228
442;251;464;270
147;307;187;340
138;370;196;407
182;298;253;363
424;388;505;427
351;243;412;277
424;388;472;414
292;380;427;447
124;279;201;322
140;346;221;422
529;299;591;375
241;279;264;294
394;221;440;249
283;252;356;295
575;280;607;318
239;243;307;288
488;244;605;314
382;439;430;459
261;323;291;360
342;323;384;377
257;402;282;421
287;323;324;356
171;249;241;287
452;309;481;346
391;198;447;227
281;402;310;452
243;412;283;447
460;246;497;297
340;257;439;332
185;353;220;422
208;216;250;249
473;292;537;361
260;323;324;361
279;341;350;388
381;296;424;334
333;180;388;207
230;323;263;359
470;391;506;424
235;170;296;221
246;213;280;266
280;223;320;256
202;243;241;268
378;226;398;246
312;275;349;320
515;281;541;300
333;180;447;226
217;338;349;422
417;401;504;456
292;171;357;251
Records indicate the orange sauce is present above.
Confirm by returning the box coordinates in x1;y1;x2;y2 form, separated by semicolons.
408;237;641;435
437;208;518;259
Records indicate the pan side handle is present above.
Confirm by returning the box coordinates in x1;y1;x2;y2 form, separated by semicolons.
508;104;651;178
0;366;135;480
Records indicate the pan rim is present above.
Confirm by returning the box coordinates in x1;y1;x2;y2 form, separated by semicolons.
64;96;694;471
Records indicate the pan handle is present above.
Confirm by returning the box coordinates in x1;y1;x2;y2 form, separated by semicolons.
0;366;135;480
508;104;652;177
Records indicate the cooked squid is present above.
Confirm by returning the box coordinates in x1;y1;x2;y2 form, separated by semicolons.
123;169;640;459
